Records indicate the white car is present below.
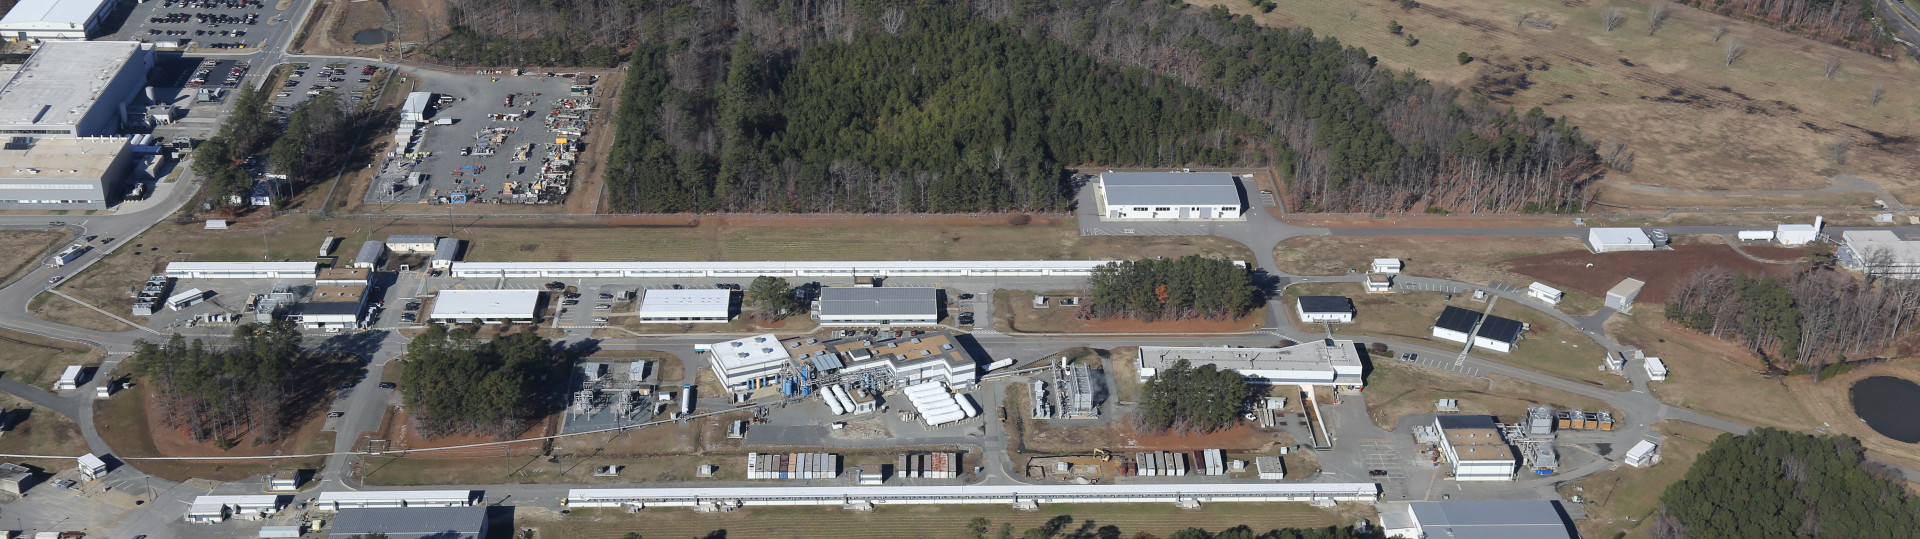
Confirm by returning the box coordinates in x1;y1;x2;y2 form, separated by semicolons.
593;317;608;323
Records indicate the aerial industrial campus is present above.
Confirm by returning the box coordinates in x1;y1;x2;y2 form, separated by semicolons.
0;0;1918;538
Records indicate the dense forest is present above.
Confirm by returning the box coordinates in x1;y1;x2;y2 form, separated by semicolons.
555;0;1601;213
130;323;322;446
1664;265;1920;374
1081;256;1260;321
1656;428;1920;538
1135;358;1252;434
1677;0;1896;56
398;325;557;437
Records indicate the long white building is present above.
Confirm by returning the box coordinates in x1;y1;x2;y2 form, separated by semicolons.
0;41;155;136
312;490;478;511
1135;339;1363;388
0;0;119;40
812;287;939;327
164;262;319;280
448;260;1113;279
428;289;539;324
565;483;1378;508
637;289;732;322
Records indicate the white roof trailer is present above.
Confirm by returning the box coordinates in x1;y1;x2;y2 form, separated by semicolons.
313;490;477;511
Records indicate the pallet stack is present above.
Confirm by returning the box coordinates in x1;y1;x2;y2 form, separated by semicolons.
746;452;839;480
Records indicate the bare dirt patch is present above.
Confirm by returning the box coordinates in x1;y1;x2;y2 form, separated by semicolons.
0;328;104;387
1497;243;1801;304
1276;235;1586;286
1195;0;1920;207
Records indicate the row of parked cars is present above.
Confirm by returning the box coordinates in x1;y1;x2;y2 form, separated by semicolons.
188;60;246;86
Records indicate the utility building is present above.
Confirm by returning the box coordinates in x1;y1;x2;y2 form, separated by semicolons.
1605;278;1644;312
1136;339;1363;389
812;287;939;327
638;289;733;322
1777;216;1821;246
1433;416;1516;481
429;238;462;269
352;240;386;269
1431;306;1525;353
0;41;155;136
1586;228;1653;253
707;334;792;395
0;136;134;210
1097;172;1243;219
385;234;439;253
0;0;120;40
1293;296;1355;323
1841;230;1920;279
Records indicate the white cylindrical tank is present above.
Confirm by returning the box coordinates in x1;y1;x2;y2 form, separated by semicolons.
823;390;846;415
831;385;856;412
956;394;980;418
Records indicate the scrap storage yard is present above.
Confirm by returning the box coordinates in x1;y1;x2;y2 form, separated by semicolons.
366;71;597;207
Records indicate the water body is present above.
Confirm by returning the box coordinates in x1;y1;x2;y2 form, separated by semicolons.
1851;376;1920;443
351;29;394;45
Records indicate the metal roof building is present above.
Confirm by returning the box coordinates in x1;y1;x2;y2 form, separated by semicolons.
0;136;135;210
1382;500;1574;538
1841;229;1920;279
0;41;154;136
1605;278;1645;312
567;482;1378;508
1294;295;1355;323
352;240;385;269
312;490;479;511
429;238;462;269
386;234;439;253
638;288;732;322
328;506;489;539
428;289;539;324
1098;172;1243;220
1136;339;1362;388
399;91;432;123
1433;416;1516;482
1430;306;1524;353
164;262;318;280
448;260;1114;279
1586;227;1653;253
812;287;939;326
0;0;119;40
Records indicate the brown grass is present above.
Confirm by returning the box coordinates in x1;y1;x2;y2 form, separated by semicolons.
1197;0;1920;207
92;384;333;482
0;327;104;387
1780;360;1920;472
0;230;66;288
1557;420;1724;539
27;292;135;333
1362;359;1617;431
1604;308;1819;430
0;393;90;459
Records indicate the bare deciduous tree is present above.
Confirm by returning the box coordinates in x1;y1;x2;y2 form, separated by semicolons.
1601;137;1636;172
1824;57;1840;79
1712;26;1727;42
1603;7;1626;31
1514;9;1528;27
1869;84;1884;107
1723;39;1746;66
1831;134;1850;164
1647;2;1670;35
1346;8;1358;20
880;7;906;35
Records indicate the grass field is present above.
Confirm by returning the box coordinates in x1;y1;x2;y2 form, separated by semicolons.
1362;356;1617;430
27;291;135;333
1556;420;1723;539
0;230;65;288
1284;284;1623;390
0;393;90;461
0;327;104;388
527;502;1371;539
1604;309;1819;431
1272;236;1605;315
1196;0;1920;206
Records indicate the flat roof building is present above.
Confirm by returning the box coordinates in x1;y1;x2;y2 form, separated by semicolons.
638;288;733;322
185;494;284;524
1136;339;1362;388
0;136;134;210
1431;306;1524;353
399;92;431;123
0;462;32;495
429;289;539;324
708;334;792;394
328;506;488;539
1606;278;1645;312
165;262;319;280
1382;500;1575;539
353;240;385;269
0;0;119;40
708;331;980;396
1842;230;1920;279
1433;416;1515;481
315;267;370;286
301;285;367;329
313;490;479;511
813;287;939;326
1098;172;1242;220
0;41;154;137
1294;295;1355;323
386;234;439;253
429;238;462;269
450;260;1113;279
1587;227;1653;253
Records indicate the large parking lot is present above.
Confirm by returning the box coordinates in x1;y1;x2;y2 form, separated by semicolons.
362;70;589;206
270;60;380;115
96;0;299;49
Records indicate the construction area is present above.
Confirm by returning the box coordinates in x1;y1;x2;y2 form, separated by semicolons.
362;75;597;207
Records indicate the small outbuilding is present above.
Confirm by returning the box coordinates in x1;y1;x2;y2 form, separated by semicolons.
1624;440;1660;467
76;453;106;480
1431;306;1525;353
385;234;440;253
1366;274;1393;293
1526;282;1563;305
353;240;386;269
1371;258;1403;274
1777;216;1822;246
0;462;32;495
429;238;463;270
1644;357;1668;381
1586;228;1653;253
54;365;83;390
1605;278;1644;312
1294;296;1355;323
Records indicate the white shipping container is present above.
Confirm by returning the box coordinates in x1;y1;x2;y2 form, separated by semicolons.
1736;230;1775;242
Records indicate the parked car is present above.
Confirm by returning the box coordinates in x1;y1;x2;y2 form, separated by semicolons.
338;382;354;390
594;303;612;310
593;317;608;323
1368;469;1389;477
958;293;973;300
378;382;396;389
327;411;344;418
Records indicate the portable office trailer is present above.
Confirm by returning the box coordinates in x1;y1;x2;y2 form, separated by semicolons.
1736;230;1775;242
1644;357;1668;381
1526;283;1563;305
55;365;84;390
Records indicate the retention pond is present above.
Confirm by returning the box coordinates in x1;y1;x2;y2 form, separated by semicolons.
1851;376;1920;443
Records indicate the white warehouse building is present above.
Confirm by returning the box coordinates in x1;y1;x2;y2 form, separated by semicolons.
1842;230;1920;279
1434;415;1516;482
638;289;733;322
1586;227;1653;253
812;287;939;327
0;0;120;41
312;490;478;511
0;41;156;137
1097;172;1243;220
1136;339;1363;389
429;289;539;324
0;136;136;210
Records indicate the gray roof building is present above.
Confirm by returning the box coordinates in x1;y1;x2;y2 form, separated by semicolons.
328;506;489;539
0;41;155;136
1382;500;1574;539
1099;172;1241;206
0;136;135;210
430;238;462;268
353;241;386;269
813;287;939;326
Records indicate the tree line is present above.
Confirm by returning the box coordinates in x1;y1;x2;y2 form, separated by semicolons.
1676;0;1896;56
577;0;1600;214
1080;256;1260;322
1664;265;1920;374
267;92;362;191
130;323;311;447
398;325;558;437
191;85;275;208
192;87;373;209
603;7;1262;213
1655;428;1920;538
1135;358;1253;435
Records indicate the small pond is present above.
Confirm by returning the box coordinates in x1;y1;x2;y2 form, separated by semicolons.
1851;376;1920;443
351;29;395;45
